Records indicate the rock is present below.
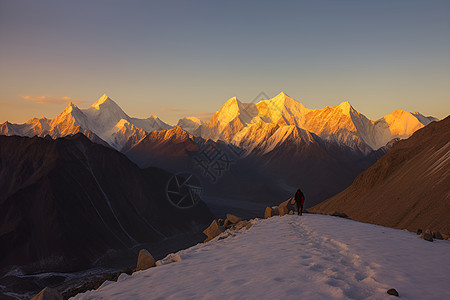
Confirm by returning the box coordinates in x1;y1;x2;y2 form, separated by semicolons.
279;205;288;216
136;249;156;271
416;229;422;235
203;220;224;242
442;233;449;240
223;219;230;228
288;210;294;215
434;231;443;240
278;199;294;216
332;211;349;218
271;206;279;216
217;218;224;226
31;287;63;300
387;288;399;297
264;207;272;219
288;198;296;212
156;253;182;266
245;222;253;229
235;220;249;230
226;214;242;224
421;231;433;242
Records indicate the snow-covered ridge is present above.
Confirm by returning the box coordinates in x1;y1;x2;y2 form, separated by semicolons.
196;92;438;153
1;92;438;153
0;94;172;151
72;214;450;300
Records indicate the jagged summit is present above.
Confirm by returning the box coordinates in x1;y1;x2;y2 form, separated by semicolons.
177;117;203;134
62;102;78;113
0;94;171;151
1;93;439;154
91;94;115;109
337;101;354;115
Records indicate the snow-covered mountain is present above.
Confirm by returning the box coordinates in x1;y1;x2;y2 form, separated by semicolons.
0;94;172;150
194;92;437;155
1;92;437;154
177;117;203;134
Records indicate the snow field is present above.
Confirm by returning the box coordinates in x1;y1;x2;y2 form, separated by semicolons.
72;214;450;300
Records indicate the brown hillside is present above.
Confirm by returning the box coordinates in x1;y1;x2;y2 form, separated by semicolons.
310;116;450;234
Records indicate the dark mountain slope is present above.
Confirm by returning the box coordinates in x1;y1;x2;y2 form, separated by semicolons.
310;116;450;233
126;126;387;209
0;134;213;274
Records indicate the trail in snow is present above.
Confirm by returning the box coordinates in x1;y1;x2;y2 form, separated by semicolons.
72;214;450;300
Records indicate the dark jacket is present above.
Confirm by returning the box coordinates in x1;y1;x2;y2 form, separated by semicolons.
295;190;304;206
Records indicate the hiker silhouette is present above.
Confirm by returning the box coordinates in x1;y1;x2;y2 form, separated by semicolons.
294;189;305;216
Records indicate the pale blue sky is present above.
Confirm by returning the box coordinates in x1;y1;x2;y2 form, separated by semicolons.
1;0;449;124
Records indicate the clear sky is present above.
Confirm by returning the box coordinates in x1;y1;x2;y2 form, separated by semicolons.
1;0;449;125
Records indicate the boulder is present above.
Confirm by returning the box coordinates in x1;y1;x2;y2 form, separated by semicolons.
421;230;433;242
136;249;156;271
203;220;224;242
264;207;272;219
279;205;288;216
217;218;224;226
271;206;279;216
226;214;242;224
416;229;422;235
278;199;294;216
223;219;230;228
235;220;249;230
31;287;63;300
245;222;253;229
434;231;443;240
288;210;294;215
387;288;399;297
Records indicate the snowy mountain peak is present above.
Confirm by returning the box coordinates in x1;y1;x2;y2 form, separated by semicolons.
382;110;424;137
90;94;119;110
213;96;243;124
338;101;353;115
411;112;438;126
270;92;296;105
177;117;203;134
61;102;78;114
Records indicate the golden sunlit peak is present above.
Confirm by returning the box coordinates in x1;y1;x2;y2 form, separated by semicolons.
226;96;239;103
91;93;112;109
338;101;353;114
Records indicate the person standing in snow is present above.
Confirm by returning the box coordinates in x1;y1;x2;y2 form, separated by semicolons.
294;189;305;216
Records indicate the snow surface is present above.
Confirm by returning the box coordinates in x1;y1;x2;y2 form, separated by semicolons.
72;214;450;300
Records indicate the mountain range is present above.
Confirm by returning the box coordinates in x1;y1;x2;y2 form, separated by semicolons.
1;93;436;153
0;133;214;276
0;94;171;151
0;93;438;207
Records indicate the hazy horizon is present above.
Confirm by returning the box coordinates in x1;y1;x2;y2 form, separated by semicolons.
1;0;449;124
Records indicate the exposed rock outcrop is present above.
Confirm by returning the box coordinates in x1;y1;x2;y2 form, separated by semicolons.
31;287;63;300
203;220;225;242
226;214;242;224
136;249;156;271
